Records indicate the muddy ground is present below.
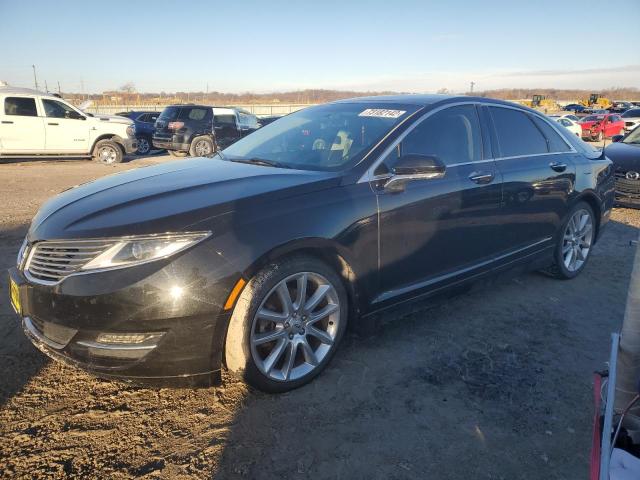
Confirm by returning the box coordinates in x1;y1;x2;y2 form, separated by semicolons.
0;153;638;479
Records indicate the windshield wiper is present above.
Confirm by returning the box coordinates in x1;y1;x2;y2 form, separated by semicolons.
229;157;285;168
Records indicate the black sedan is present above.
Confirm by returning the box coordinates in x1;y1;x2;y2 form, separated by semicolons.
605;127;640;208
8;95;614;392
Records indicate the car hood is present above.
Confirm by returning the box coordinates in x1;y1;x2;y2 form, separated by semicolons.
86;113;133;125
29;157;340;241
605;142;640;172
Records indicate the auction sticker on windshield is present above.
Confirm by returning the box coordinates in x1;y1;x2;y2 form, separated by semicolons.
358;109;406;119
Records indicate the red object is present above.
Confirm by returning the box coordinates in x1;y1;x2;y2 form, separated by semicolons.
590;372;603;480
579;114;625;139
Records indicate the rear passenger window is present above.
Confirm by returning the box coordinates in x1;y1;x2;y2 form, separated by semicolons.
4;97;38;117
400;105;482;166
185;108;208;121
214;114;237;127
530;115;571;153
489;107;548;157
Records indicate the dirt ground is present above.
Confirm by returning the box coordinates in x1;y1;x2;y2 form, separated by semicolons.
0;151;638;479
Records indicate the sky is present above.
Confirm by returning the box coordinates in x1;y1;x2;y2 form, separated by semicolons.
1;0;639;94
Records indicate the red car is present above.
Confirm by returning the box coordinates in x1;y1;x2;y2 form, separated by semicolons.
579;113;625;142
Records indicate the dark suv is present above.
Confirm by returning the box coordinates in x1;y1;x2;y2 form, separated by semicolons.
117;111;161;155
153;105;259;157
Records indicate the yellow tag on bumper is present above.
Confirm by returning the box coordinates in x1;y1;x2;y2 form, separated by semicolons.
9;278;21;315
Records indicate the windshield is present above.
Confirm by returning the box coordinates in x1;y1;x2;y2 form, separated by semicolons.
623;128;640;145
622;109;640;118
222;102;419;171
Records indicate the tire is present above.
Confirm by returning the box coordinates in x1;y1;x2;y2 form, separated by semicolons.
545;201;596;279
189;136;215;157
136;135;152;155
93;139;123;164
168;150;188;158
225;255;348;393
595;130;603;142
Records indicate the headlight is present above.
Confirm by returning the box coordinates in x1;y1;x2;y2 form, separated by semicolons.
81;232;210;271
126;124;136;137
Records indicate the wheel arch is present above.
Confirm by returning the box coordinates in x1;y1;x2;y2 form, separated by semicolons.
243;238;365;323
572;191;603;243
91;134;126;155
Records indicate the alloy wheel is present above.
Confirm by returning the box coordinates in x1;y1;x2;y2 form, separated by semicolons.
194;140;212;156
562;209;593;272
98;145;118;163
137;137;150;154
250;272;340;382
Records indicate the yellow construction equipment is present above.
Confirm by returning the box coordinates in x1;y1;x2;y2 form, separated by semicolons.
519;95;559;110
580;93;612;109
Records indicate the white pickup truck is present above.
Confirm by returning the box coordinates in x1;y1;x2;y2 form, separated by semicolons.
0;84;137;163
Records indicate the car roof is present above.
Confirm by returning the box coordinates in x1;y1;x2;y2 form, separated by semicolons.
0;85;61;100
330;94;531;110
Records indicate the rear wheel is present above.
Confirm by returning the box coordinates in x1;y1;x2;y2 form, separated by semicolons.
189;136;215;157
93;139;123;164
168;150;188;158
225;256;347;392
546;201;595;279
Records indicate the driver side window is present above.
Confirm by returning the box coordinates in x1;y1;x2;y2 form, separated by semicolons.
379;105;482;174
42;99;78;119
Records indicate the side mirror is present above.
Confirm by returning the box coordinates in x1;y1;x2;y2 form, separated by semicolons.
65;110;85;120
612;134;624;143
385;154;446;191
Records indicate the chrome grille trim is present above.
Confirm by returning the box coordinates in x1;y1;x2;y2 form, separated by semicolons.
25;239;116;285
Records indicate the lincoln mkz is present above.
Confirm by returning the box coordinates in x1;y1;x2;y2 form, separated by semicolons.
8;95;614;392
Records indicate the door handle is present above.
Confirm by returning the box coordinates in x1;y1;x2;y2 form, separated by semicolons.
1;120;13;124
468;171;494;184
549;162;567;172
47;122;59;126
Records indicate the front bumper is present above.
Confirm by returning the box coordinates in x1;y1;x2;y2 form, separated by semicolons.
122;137;138;155
7;244;241;383
614;175;640;209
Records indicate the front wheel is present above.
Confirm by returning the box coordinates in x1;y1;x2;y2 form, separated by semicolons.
136;136;152;155
546;202;595;279
93;139;123;164
225;256;347;393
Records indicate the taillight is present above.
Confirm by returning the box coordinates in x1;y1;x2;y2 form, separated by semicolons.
168;121;184;130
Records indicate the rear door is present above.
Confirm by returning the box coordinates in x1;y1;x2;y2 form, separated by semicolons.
0;96;45;152
41;98;89;152
487;105;576;255
375;104;503;300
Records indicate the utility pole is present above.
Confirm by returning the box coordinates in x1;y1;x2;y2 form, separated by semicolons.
470;81;475;94
32;65;39;90
57;81;61;95
45;80;48;92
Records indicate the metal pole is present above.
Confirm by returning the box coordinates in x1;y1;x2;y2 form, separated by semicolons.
32;65;39;90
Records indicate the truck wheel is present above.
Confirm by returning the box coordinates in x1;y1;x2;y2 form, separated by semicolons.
168;150;188;158
93;139;123;164
189;136;215;157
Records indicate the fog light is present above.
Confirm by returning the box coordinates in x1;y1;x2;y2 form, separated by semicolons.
96;332;164;345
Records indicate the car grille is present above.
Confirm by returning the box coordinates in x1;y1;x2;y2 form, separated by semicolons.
615;171;640;196
25;239;115;283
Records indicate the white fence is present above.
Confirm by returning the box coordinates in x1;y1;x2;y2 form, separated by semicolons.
84;103;314;117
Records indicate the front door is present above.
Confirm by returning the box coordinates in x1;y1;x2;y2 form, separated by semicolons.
375;104;504;303
0;96;45;152
41;98;89;152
